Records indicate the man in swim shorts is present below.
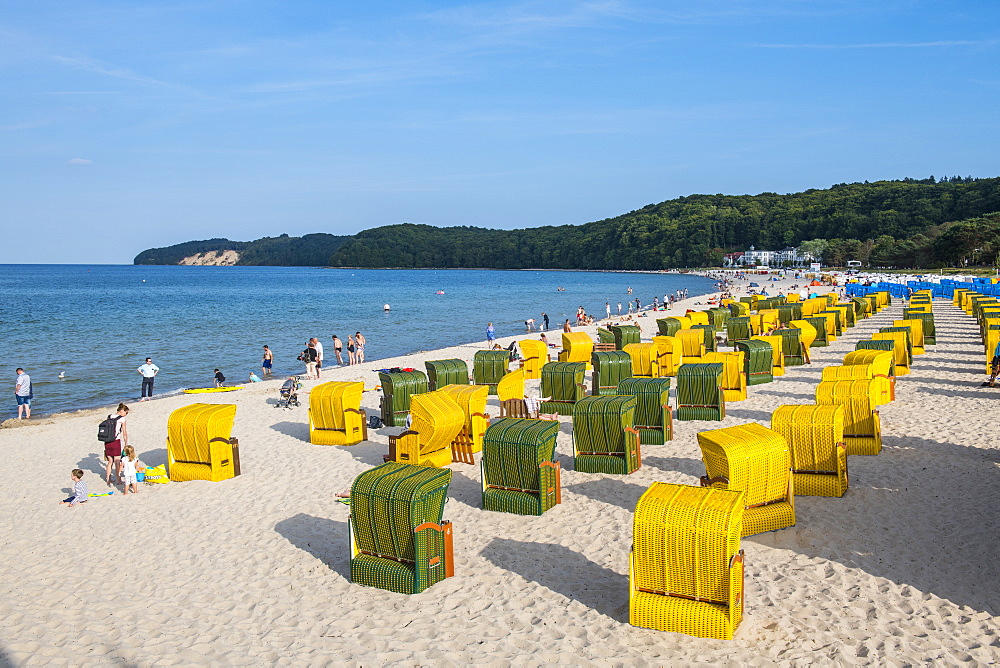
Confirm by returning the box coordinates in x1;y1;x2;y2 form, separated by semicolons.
262;346;273;377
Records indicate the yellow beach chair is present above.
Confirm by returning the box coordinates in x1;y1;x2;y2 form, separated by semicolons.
893;318;926;355
386;390;465;468
703;351;747;402
167;403;240;482
652;335;683;377
815;379;881;455
751;335;785;376
308;381;368;446
439;384;489;462
496;368;526;402
558;331;594;367
518;339;549;380
872;331;910;376
624;342;658;378
676;329;707;364
770;404;848;497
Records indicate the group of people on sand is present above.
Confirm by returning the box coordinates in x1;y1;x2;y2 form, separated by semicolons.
298;333;367;380
60;401;145;508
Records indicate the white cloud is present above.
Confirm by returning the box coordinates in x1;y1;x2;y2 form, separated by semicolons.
66;158;93;165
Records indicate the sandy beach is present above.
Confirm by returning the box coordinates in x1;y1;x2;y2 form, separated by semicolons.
1;275;998;666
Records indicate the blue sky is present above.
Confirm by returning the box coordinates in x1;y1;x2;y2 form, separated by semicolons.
3;1;999;264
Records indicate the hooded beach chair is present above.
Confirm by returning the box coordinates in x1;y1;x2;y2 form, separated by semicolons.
751;334;785;377
630;482;745;640
439;384;489;463
705;307;730;331
777;328;807;366
777;304;802;325
540;361;587;416
496;367;526;403
734;340;773;385
729;301;750;317
558;332;594;367
350;462;454;594
815;379;881;455
703;351;747;402
624;342;657;379
903;309;936;345
873;330;911;375
675;362;725;421
855;339;903;376
757;309;780;333
573;395;641;474
850;296;870;319
770;404;848;497
697;422;795;537
893;319;926;355
424;359;469;391
805;316;830;347
610;324;642;350
167;403;240;482
473;350;510;396
823;361;893;405
596;327;616;351
692;324;717;353
481;418;561;515
686;311;710;327
308;381;368;446
676;329;707;364
518;339;549;380
379;370;428;427
652;335;683;377
386;390;466;468
726;317;752;346
657;316;691;337
789;320;817;350
617;377;672;444
592;350;633;396
820;309;843;336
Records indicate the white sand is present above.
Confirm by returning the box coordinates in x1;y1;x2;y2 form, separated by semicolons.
1;276;998;665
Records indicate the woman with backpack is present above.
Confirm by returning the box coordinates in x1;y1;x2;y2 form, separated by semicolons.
104;403;129;487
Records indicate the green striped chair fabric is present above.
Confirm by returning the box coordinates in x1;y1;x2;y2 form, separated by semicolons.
692;324;717;353
540;362;587;416
903;309;936;345
851;296;870;319
481;418;561;515
610;325;642;350
805;316;830;346
836;302;857;327
676;363;725;421
378;371;429;427
879;327;913;363
726;317;752;345
616;377;672;445
777;304;802;325
425;359;469;391
597;327;615;345
734;340;773;385
777;328;806;366
474;350;510;396
706;308;730;330
350;462;452;594
855;340;897;376
592;351;634;396
573;395;641;474
656;318;684;337
729;301;750;317
820;309;843;336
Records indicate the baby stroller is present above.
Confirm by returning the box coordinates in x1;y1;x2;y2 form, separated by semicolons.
275;376;302;409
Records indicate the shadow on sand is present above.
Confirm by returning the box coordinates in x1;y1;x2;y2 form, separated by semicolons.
274;514;351;580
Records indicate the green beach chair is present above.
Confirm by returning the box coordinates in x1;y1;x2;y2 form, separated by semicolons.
597;327;616;349
729;301;750;317
573;395;641;474
424;359;469;391
349;462;454;594
610;325;642;350
706;307;730;331
378;370;428;427
777;328;806;366
481;418;561;516
692;324;717;353
726;317;752;346
734;340;773;385
676;362;725;421
777;304;802;325
903;309;936;345
805;316;830;347
851;296;870;319
616;377;672;445
855;340;897;377
820;309;843;336
656;318;684;337
540;361;587;416
473;350;510;396
836;302;857;327
592;350;633;396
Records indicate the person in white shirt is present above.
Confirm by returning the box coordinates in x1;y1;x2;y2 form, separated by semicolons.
311;337;324;378
136;358;159;401
14;367;31;419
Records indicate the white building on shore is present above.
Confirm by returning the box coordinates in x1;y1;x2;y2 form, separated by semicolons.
724;245;815;268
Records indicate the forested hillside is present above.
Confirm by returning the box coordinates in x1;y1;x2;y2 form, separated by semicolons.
135;177;1000;269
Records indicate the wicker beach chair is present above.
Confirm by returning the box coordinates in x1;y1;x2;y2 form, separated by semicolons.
166;403;240;482
705;307;730;331
379;370;428;427
652;335;683;377
473;350;510;396
686;311;710;327
656;317;690;337
675;363;725;421
726;317;752;346
540;361;587;416
424;359;469;391
624;342;658;379
805;316;830;347
728;301;750;317
439;384;489;462
617;377;672;445
350;462;454;594
610;325;642;350
777;304;802;325
630;482;745;639
874;329;912;375
496;368;526;403
757;309;780;333
696;422;795;537
854;339;902;376
676;329;707;364
815;379;881;455
770;404;848;497
692;324;717;353
777;328;807;366
519;339;550;380
751;335;785;377
481;418;561;515
789;320;817;350
902;309;936;345
703;351;747;402
820;309;843;336
558;332;594;366
308;381;368;446
592;350;634;395
596;327;616;350
893;319;926;355
734;340;773;386
573;395;641;474
832;303;855;328
386;390;466;468
850;296;870;319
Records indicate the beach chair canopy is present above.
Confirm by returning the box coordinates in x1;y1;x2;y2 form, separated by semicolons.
379;370;428;427
558;332;594;365
617;377;672;445
425;359;469;391
573;395;641;474
592;350;634;395
167;403;239;482
770;404;848;497
481;418;561;516
518;339;549;379
309;381;366;446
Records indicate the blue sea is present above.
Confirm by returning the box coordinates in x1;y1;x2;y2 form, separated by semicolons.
0;265;715;416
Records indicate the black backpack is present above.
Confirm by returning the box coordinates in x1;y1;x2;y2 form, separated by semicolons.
97;415;120;443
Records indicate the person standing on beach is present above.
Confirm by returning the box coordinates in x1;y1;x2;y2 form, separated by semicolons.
137;358;158;402
331;335;343;366
261;346;273;378
301;341;318;379
617;302;622;315
104;403;129;487
541;313;549;331
311;337;324;378
563;319;572;333
355;332;366;364
14;367;31;419
347;335;357;365
486;323;496;344
605;302;611;319
635;297;641;312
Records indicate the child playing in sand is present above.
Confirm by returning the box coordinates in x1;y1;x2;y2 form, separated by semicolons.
60;469;88;507
120;446;143;495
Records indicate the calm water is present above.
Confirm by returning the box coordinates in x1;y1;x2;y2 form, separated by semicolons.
0;265;714;416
